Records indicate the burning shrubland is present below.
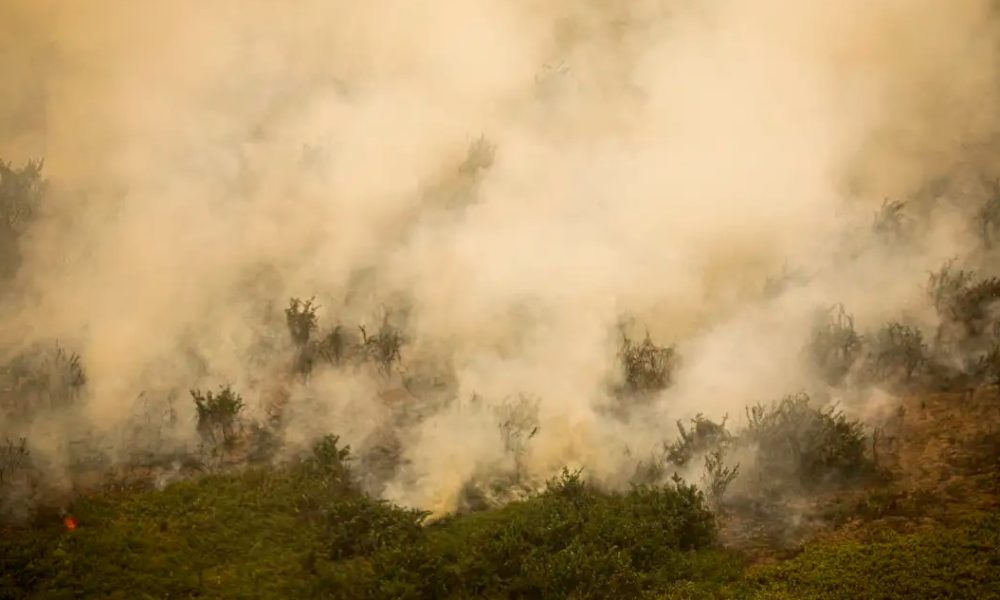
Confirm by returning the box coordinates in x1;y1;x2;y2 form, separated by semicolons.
2;0;1000;597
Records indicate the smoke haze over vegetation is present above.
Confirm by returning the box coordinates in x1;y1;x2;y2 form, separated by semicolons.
1;0;999;537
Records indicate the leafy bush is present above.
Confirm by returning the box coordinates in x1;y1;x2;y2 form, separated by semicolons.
738;513;1000;599
809;304;863;385
326;497;428;560
0;436;360;598
327;469;721;599
191;385;244;450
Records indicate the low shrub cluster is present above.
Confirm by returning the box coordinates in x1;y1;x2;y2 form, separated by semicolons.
0;451;732;600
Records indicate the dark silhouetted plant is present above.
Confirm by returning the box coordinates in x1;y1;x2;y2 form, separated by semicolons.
872;198;909;243
0;159;45;280
862;322;928;383
809;304;863;385
191;386;244;449
666;414;732;467
744;393;869;487
359;316;403;376
618;331;678;396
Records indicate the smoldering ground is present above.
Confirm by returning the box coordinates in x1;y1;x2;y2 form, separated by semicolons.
1;0;999;522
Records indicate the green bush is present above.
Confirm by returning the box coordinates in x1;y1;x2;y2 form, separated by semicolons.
191;385;245;450
339;469;721;599
737;513;1000;599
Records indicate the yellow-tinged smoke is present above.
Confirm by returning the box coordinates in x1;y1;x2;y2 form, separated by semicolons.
1;0;998;516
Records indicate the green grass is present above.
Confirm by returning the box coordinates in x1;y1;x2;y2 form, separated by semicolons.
734;513;1000;600
2;444;998;599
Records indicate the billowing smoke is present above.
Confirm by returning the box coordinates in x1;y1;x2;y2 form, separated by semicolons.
1;0;998;519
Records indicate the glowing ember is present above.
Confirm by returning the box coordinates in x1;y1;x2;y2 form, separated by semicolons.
63;516;78;531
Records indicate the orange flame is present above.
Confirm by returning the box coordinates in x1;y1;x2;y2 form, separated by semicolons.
63;516;78;531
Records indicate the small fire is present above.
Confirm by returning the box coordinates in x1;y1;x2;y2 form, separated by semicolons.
63;515;78;531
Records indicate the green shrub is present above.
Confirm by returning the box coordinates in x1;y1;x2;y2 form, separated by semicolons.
191;385;244;450
319;469;722;599
739;513;1000;599
326;497;428;560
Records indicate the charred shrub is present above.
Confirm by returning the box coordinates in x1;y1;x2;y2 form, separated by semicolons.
191;385;244;450
358;316;404;376
976;178;1000;248
284;298;406;377
665;414;732;467
0;343;86;419
861;322;928;384
808;304;862;386
617;331;678;397
0;437;30;486
872;198;909;244
971;343;1000;389
285;297;319;374
928;262;1000;349
285;297;319;347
